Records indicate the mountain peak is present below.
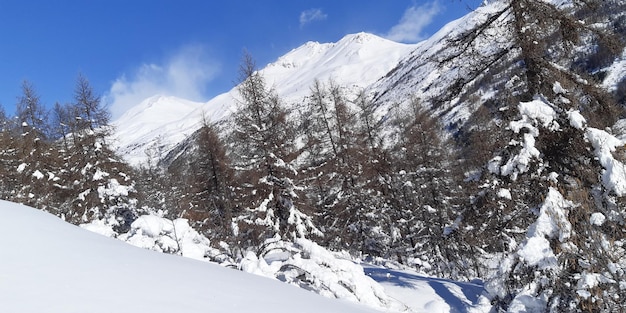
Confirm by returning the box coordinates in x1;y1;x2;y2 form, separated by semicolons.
338;32;383;44
113;32;417;167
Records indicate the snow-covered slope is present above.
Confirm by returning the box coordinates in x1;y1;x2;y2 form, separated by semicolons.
112;95;210;166
370;2;510;128
371;2;626;132
112;33;417;166
0;200;379;313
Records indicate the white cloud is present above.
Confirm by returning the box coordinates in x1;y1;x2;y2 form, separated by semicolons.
385;1;442;43
299;8;327;27
105;44;220;119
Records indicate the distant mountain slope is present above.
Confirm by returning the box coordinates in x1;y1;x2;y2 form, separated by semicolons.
369;2;510;128
371;1;626;132
112;33;417;166
113;2;625;168
0;200;378;313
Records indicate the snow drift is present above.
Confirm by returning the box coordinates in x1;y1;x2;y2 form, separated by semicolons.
0;200;378;313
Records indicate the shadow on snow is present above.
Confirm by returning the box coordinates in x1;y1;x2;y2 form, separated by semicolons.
363;265;485;312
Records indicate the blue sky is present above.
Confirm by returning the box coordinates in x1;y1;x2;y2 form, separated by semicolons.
0;0;480;119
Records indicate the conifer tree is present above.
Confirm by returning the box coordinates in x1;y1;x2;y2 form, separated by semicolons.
229;53;320;248
0;105;19;201
386;98;461;276
14;81;57;211
56;74;138;233
299;81;392;255
185;116;233;242
439;0;626;310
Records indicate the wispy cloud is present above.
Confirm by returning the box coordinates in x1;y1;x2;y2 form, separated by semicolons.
105;44;220;119
385;1;442;43
299;8;327;27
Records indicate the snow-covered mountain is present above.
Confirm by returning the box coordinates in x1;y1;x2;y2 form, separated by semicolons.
370;1;626;132
113;32;417;166
7;2;626;312
368;2;511;129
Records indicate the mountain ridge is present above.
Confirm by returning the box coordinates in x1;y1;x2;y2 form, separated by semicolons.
112;32;417;166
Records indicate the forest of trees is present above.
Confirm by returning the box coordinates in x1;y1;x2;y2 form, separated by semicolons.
1;0;625;311
0;75;139;232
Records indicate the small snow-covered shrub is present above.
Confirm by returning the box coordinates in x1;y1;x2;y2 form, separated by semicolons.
239;237;404;311
83;213;231;264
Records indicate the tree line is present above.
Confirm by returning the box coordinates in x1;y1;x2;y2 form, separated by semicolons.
136;53;462;272
0;60;461;277
0;74;139;233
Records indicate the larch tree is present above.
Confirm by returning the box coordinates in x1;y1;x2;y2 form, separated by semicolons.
228;53;320;248
298;81;392;255
436;0;626;310
14;81;57;211
0;105;20;201
386;97;462;277
186;116;234;243
56;74;138;233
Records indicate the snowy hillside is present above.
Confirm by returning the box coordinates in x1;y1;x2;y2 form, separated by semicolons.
0;200;379;313
369;2;509;128
112;32;417;166
371;1;626;133
76;1;626;311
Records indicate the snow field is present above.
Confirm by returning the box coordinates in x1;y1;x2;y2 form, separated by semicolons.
0;201;380;313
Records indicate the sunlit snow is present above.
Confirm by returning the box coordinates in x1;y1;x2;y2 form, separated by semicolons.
112;33;417;166
0;201;378;313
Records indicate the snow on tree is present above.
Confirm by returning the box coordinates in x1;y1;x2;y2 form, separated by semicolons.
12;81;58;211
55;74;139;234
438;1;626;310
385;97;464;277
228;53;321;248
167;116;235;244
239;236;405;312
298;81;400;257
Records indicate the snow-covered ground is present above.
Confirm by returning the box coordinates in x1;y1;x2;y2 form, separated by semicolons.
363;264;491;313
1;200;493;313
0;201;379;313
84;212;493;312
